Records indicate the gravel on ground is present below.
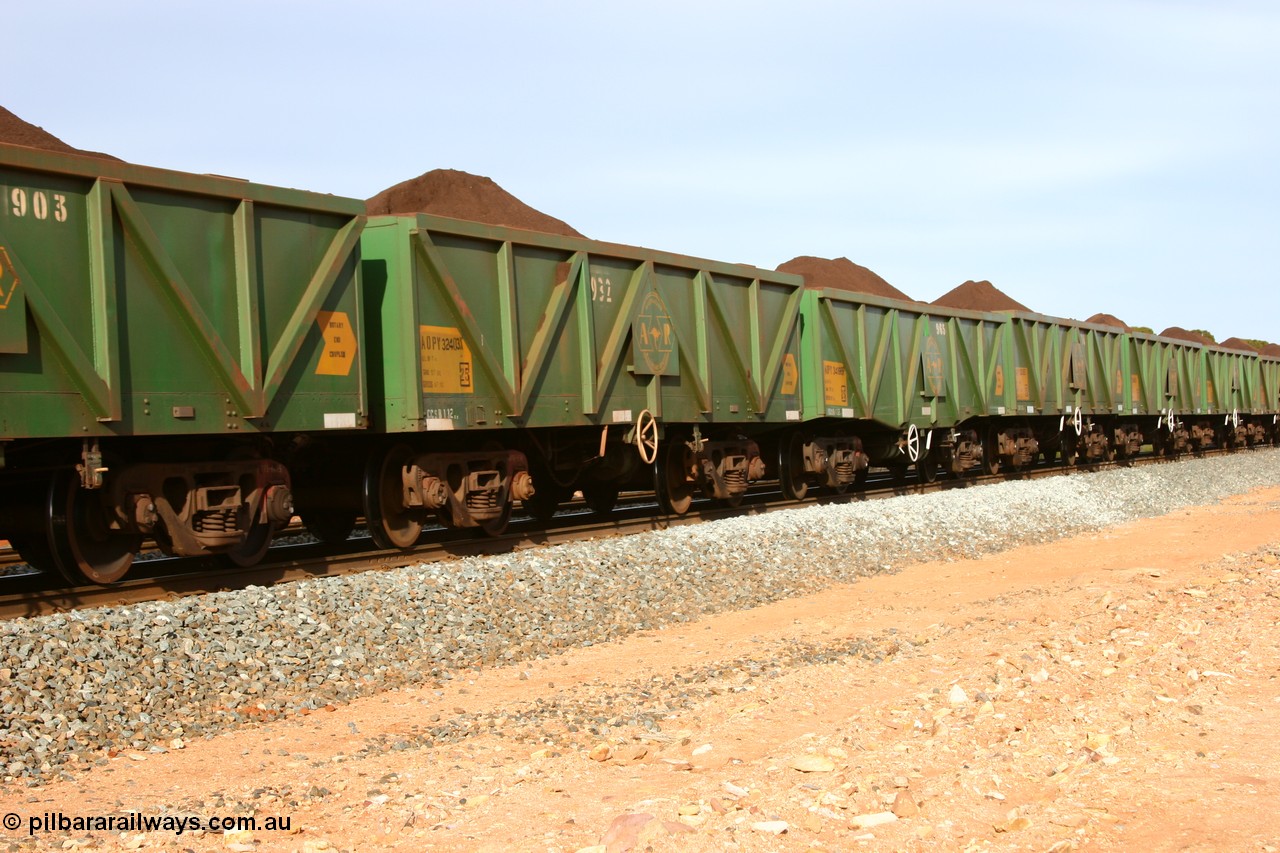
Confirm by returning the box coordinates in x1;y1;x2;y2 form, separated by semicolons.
3;452;1279;787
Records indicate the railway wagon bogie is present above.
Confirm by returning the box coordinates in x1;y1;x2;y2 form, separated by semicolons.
924;427;984;480
652;427;767;513
774;429;869;500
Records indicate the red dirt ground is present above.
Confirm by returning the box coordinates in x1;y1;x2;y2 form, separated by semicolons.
5;486;1280;852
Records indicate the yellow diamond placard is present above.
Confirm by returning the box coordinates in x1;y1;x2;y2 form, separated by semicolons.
781;353;798;395
0;246;19;310
315;310;357;376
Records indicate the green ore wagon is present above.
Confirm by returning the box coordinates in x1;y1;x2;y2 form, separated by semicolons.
0;144;366;583
799;290;1006;484
353;214;850;548
802;292;1280;482
4;144;1278;586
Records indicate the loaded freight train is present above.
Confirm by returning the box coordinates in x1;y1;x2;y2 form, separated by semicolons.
1;144;1278;584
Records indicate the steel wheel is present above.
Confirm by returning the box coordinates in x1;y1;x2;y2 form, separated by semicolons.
656;438;694;515
48;472;141;585
522;459;571;525
916;450;938;484
914;429;937;483
523;482;569;525
221;521;273;568
889;464;910;489
151;524;179;557
3;478;58;575
8;530;58;576
1060;434;1079;467
779;433;809;501
363;444;424;550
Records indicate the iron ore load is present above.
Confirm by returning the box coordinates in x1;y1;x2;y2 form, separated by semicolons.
2;143;1278;584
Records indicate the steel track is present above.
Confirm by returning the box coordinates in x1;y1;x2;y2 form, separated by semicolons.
0;446;1254;620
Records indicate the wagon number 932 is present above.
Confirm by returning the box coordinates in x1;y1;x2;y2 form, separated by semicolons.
9;188;69;223
590;274;613;304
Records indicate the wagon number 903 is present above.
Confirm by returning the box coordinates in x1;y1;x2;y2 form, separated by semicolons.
9;188;69;223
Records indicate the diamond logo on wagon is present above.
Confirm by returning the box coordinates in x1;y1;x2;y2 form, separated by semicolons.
0;246;19;309
921;335;945;397
633;290;678;376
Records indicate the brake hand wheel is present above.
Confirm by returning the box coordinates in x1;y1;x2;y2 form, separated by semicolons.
634;409;659;465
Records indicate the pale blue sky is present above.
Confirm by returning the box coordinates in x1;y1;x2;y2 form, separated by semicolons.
7;0;1278;341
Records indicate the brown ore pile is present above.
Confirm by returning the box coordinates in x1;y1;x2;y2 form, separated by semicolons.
931;280;1030;313
367;169;583;238
775;256;912;301
1219;337;1259;352
1261;343;1280;357
1085;313;1130;330
0;106;117;159
1160;327;1212;345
